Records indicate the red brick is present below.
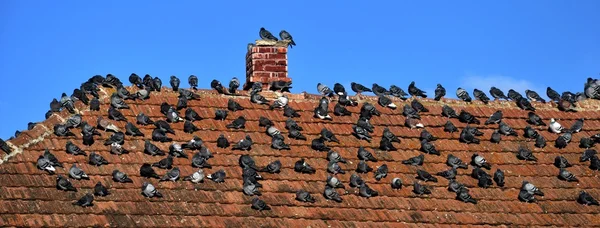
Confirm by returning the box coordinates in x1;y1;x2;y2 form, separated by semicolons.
266;53;286;60
263;65;286;72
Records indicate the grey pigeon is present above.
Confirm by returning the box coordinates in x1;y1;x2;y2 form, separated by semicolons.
490;130;502;143
558;99;577;112
327;150;347;163
294;158;316;174
447;154;468;169
349;173;364;188
185;108;202;121
181;136;203;150
270;95;288;109
60;93;76;113
473;89;490;104
372;83;389;96
434;84;446;101
65;114;82;129
391;178;403;189
327;161;345;174
323;186;343;202
232;135;253;151
284;105;301;118
493;169;505;187
456;188;477;204
389;85;408;99
352;125;372;142
408;81;427;98
125;122;144;136
549;118;564;133
581;149;597;162
142;182;163;198
269;80;292;92
271;135;290;150
358;183;378;198
239;155;258;170
327;175;345;188
176;96;188;110
104;132;124;145
279;30;296;48
555;132;572;149
108;106;127;121
456;87;472;102
403;154;424;166
578;191;599;206
296;190;316;203
69;164;89;180
207;169;226;183
89;152;109;166
54;124;75;137
152;155;174;169
285;118;303;131
226;116;246;129
535;134;547;148
42;149;62;168
444;120;458;133
250;90;269;105
227;99;243;112
558;168;578;182
523;125;539;139
37;155;56;173
357;146;377;161
355;160;372;173
266;125;281;137
188;75;198;90
517;147;537;161
351;82;372;94
191;152;211;168
413;182;431;195
112;170;133;183
258;116;273;128
144;140;165;156
420;140;440;155
489;87;508;100
374;164;388;181
170;75;180;91
416;169;438;182
314;97;332;120
94;182;110;196
183;169;205;183
484;110;503;125
508;89;523;100
378;95;397;109
547;87;561;102
437;168;457;180
448;179;466;193
498;121;518;136
334;103;351;116
168;143;187;158
243;182;262;196
261;160;282;173
383;127;401;143
317;83;334;97
471;154;491;169
419;129;437;142
136;113;154;125
66;141;86;156
458;110;480;124
569;118;584;133
160;167;180;182
259;27;278;41
110;93;129;109
526;89;546;103
72;193;94;207
56;175;77;191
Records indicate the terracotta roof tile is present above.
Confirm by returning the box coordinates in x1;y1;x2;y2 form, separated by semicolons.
1;86;599;227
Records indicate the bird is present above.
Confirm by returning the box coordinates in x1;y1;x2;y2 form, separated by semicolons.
320;128;340;143
577;191;599;206
402;154;424;166
516;97;536;111
160;167;181;182
227;99;244;112
142;182;163;198
317;83;334;97
89;152;109;166
207;169;226;183
357;146;378;162
188;75;198;90
473;89;490;104
447;154;468;169
296;190;316;203
525;89;546;103
389;85;408;100
169;75;180;91
144;140;165;156
112;170;133;183
523;125;539;139
294;158;316;174
94;182;110;196
484;110;503;125
558;168;578;182
508;89;524;100
326;175;345;188
569;118;584;133
444;121;458;133
226;116;246;129
216;134;230;148
420;129;437;142
441;105;459;119
434;84;446;101
517;147;537;161
56;175;77;191
228;77;240;94
535;135;547;148
391;178;403;189
408;81;427;98
527;112;545;126
372;83;390;96
324;186;343;202
351;82;372;95
456;88;472;102
269;80;293;92
471;154;491;169
549;118;564;133
356;160;373;173
270;94;288;109
349;173;365;188
334;103;351;116
279;30;296;48
259;27;278;41
456;188;477;204
183;169;205;183
547;87;561;102
153;155;174;169
493;169;505;187
411;99;429;113
60;93;76;114
243;182;262;196
69;164;89;180
420;140;440;155
261;160;282;173
37;155;56;174
66;141;86;156
232;135;253;151
191;152;212;168
125;122;144;137
458;110;480;124
498;121;518;136
377;95;397;109
490;130;502;144
374;164;388;181
413;182;431;195
185;108;202;122
72;193;94;207
416;169;438;182
140;163;160;179
358;183;379;198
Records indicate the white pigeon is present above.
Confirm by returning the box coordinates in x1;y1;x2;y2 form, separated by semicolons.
184;169;205;183
272;94;288;108
549;118;564;134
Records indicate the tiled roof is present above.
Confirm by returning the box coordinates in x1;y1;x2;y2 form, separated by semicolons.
1;86;600;227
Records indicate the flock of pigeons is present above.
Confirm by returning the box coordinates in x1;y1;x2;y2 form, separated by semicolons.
0;73;596;210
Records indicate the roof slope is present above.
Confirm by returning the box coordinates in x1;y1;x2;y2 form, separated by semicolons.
1;86;600;227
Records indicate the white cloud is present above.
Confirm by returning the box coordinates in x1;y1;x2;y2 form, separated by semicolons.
459;74;543;98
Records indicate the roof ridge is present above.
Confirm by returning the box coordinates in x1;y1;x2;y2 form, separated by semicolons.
0;87;111;164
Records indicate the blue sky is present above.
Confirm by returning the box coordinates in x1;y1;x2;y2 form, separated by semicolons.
1;1;599;139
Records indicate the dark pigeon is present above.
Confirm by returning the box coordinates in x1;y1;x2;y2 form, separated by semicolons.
261;160;282;173
94;182;110;196
416;169;438;182
108;106;127;121
517;147;537;161
66;141;86;156
408;81;427;98
349;173;365;188
232;135;253;151
413;182;431;195
140;163;160;179
458;110;480;124
311;137;330;151
444;120;458;133
484;110;503;125
420;140;440;155
526;89;546;103
283;105;301;118
352;125;372;142
516;97;536;111
259;27;278;41
227;99;243;112
56;175;77;191
441;105;459;118
144;140;165;156
334;103;352;116
214;110;228;120
527;112;545;126
535;134;547;148
152;155;174;169
402;154;424;166
547;87;561;102
294;158;316;174
391;178;403;189
578;191;599;206
351;82;372;94
508;89;523;101
357;146;377;162
372;83;389;96
447;154;468;169
321;128;339;143
226;116;246;129
523;125;539;139
72;193;94;207
89;152;109;166
389;85;408;100
419;129;437;142
152;129;173;142
490;130;502;143
358;183;378;198
296;190;316;203
489;87;508;100
374;164;388;181
355;160;373;173
493;169;505;187
434;84;446;101
269;80;292;92
188;75;198;90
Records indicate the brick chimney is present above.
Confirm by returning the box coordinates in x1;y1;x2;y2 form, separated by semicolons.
244;40;292;90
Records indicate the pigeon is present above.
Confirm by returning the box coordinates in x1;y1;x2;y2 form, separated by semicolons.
372;83;389;96
124;122;144;137
110;93;129;109
269;94;288;109
296;190;316;203
360;102;381;118
294;158;316;174
37;155;56;173
183;169;205;183
522;181;545;198
167;75;180;91
456;188;477;204
183;120;200;133
419;129;437;142
374;164;388;181
489;168;504;187
356;117;374;132
144;140;165;156
498;121;518;136
523;125;539;139
526;90;546;103
333;83;346;96
405;117;424;129
507;89;523;101
379;137;397;151
111;169;133;183
266;125;280;138
471;154;491;169
231;135;253;151
555;132;572;149
578;191;599;206
558;168;578;182
191;152;211;168
489;130;502;143
351;82;372;94
210;79;227;94
420;140;440;155
65;141;86;156
283;105;301;118
527;112;545;126
447;154;468;169
142;182;163;198
314;97;332;120
259;27;278;41
64;114;82;129
320;128;339;143
383;127;401;143
72;193;94;207
403;154;424;166
580;137;596;149
104;132;125;146
287;127;306;140
108;106;127;121
413;182;431;195
151;129;172;142
69;164;89;180
518;190;536;203
444;120;458;133
348;173;365;188
285;118;303;131
214;134;229;148
243;182;262;196
441;105;459;118
549;118;564;133
409;99;429;113
159;167;180;182
226;116;246;129
135;86;150;100
569;118;584;133
448;179;466;193
327;175;345;188
416;169;438;182
485;110;503;125
591;156;600;170
271;135;290;150
558;99;577;112
338;94;358;106
214;110;228;120
473;168;493;188
168;143;187;158
140;163;160;179
456;88;472;102
207;169;226;183
517;147;537;161
176;96;188;110
89;98;100;111
60;93;76;113
473;89;490;104
238;155;258;170
460;126;481;144
187;75;198;90
269;80;292;92
261;160;282;173
323;186;343;202
516;97;536;111
358;183;379;198
458;110;480;124
54;124;75;137
547;87;561;102
227;99;243;112
581;149;598;162
317;83;334;97
257;116;273;128
181;136;203;150
89;152;108;166
56;175;77;191
535;135;547;148
94;182;110;196
357;146;377;162
378;95;397;109
352;125;372;142
389;85;408;99
334;103;352;116
152;155;174;169
434;84;446;101
355;160;372;173
226;77;240;94
408;81;427;98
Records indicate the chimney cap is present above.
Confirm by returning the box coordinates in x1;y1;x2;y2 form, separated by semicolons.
255;40;291;47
